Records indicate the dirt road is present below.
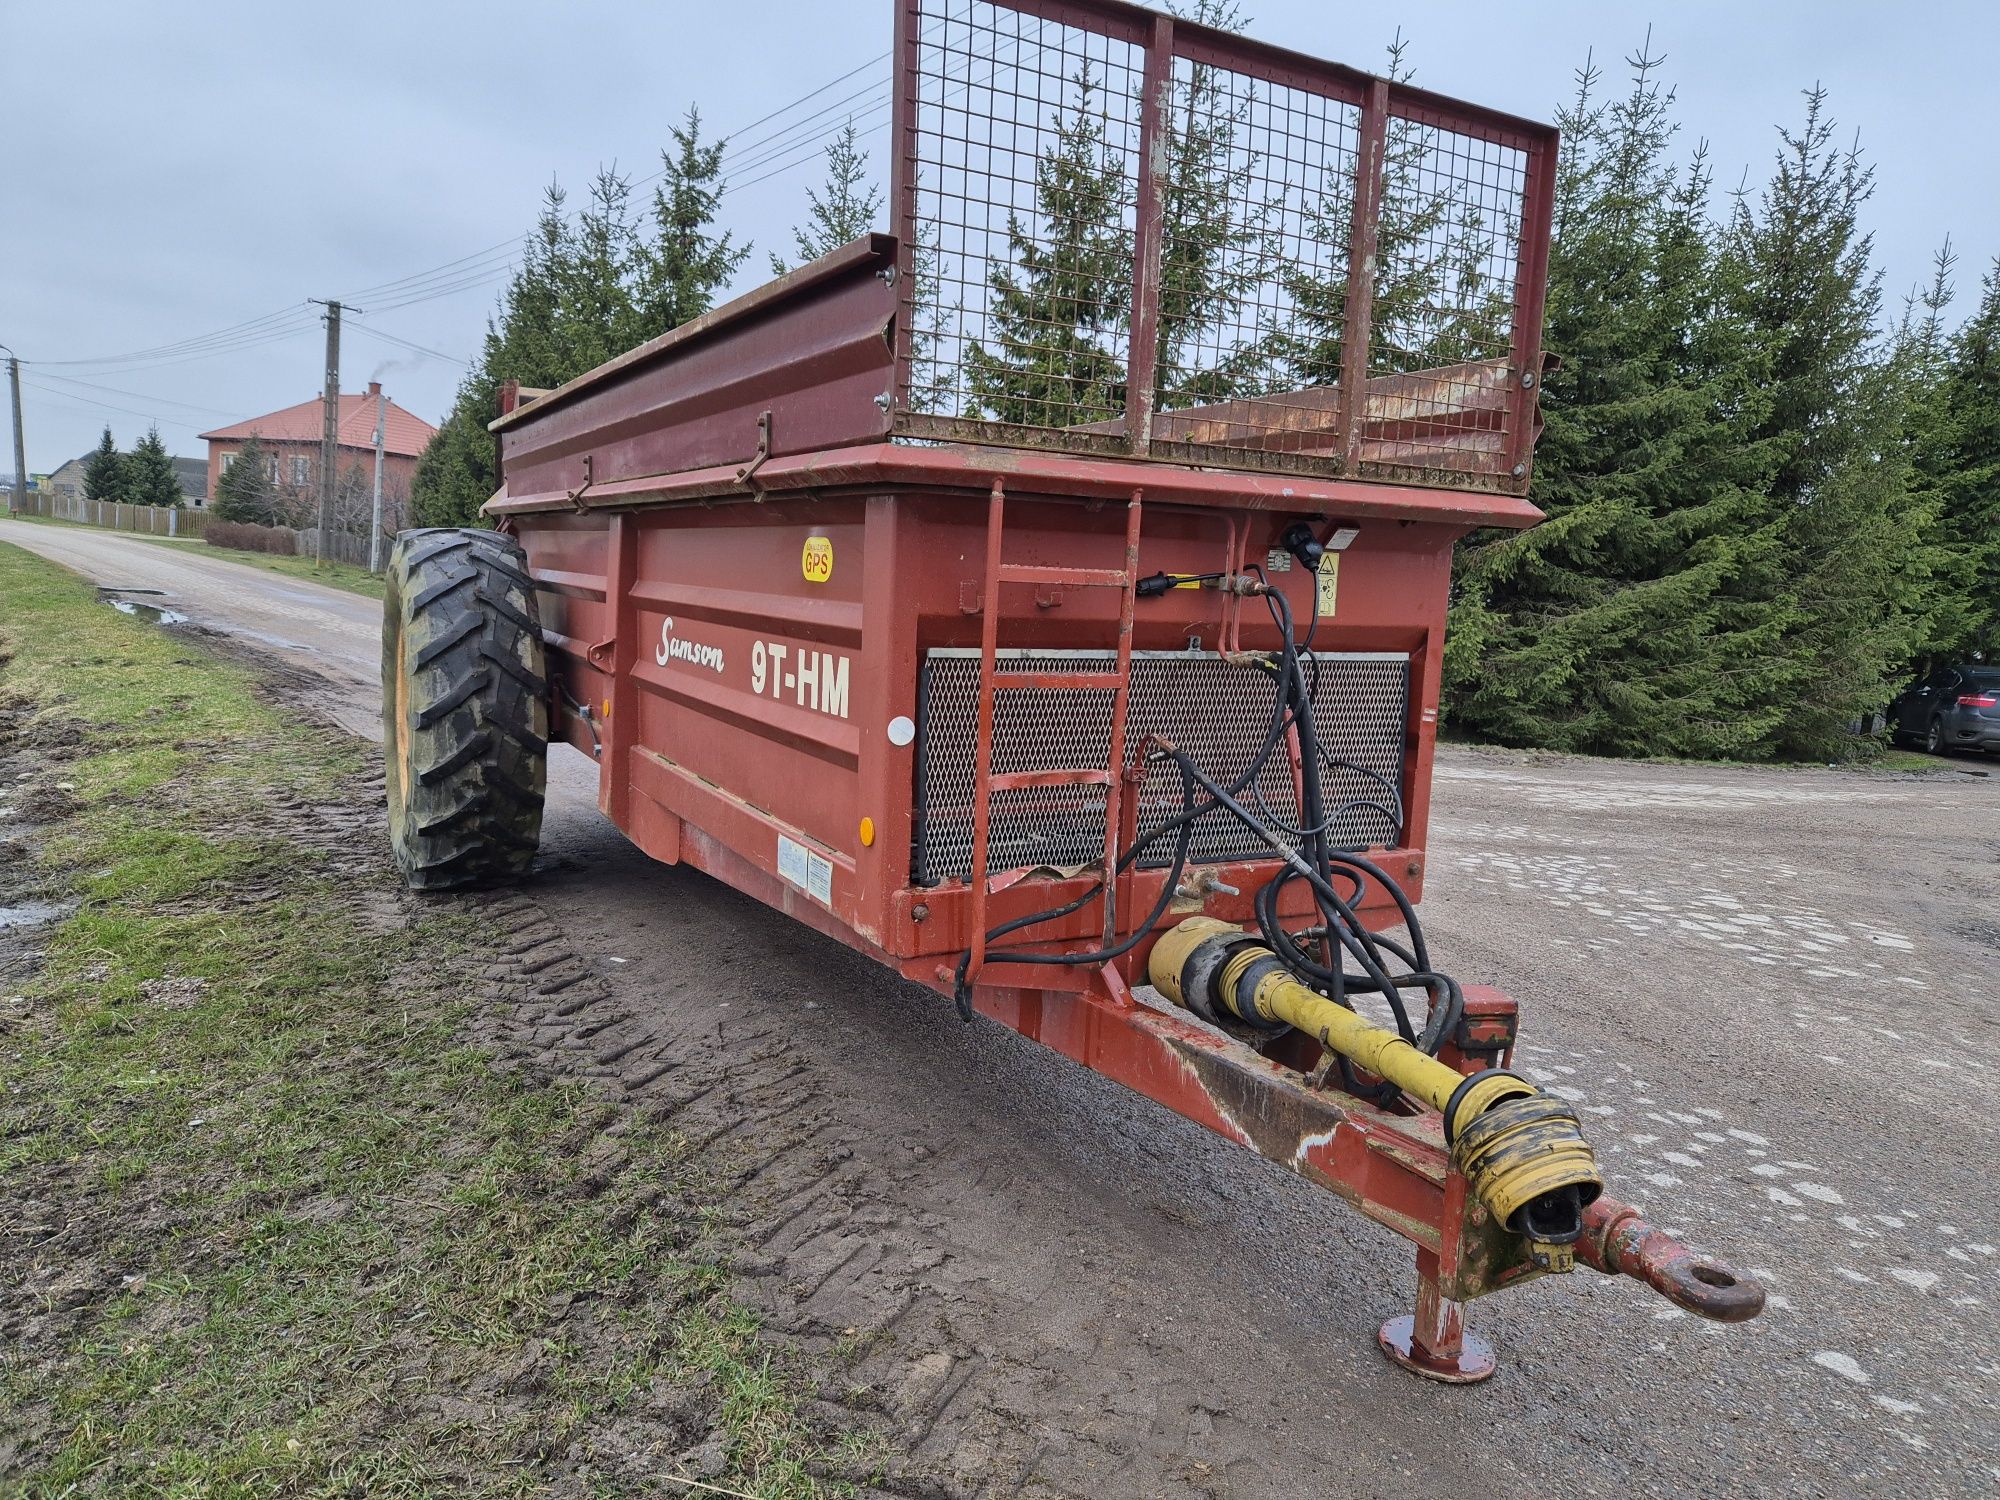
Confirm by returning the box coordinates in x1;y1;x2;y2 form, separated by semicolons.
9;517;1996;1498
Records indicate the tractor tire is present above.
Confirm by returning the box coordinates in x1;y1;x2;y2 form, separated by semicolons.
381;527;548;889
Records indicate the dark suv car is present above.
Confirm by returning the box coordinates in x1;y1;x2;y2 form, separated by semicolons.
1890;664;2000;755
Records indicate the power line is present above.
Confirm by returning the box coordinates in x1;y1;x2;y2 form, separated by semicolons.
722;49;890;147
341;242;520;302
29;371;240;418
20;377;217;433
41;321;326;377
35;302;318;369
348;320;471;366
361;264;517;315
20;37;938;378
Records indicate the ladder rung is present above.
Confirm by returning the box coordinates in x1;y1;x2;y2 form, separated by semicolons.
997;563;1130;588
993;671;1126;692
988;768;1114;791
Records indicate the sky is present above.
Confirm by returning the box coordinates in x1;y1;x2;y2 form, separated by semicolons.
5;0;1997;477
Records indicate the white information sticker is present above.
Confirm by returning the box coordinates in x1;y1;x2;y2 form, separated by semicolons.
777;834;809;890
778;833;835;906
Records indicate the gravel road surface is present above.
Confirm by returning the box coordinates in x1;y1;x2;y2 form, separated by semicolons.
9;517;1995;1498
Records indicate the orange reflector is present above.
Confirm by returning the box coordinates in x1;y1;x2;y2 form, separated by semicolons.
601;699;611;718
859;817;876;847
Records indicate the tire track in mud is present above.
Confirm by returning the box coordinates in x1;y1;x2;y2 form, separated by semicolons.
454;875;1323;1498
469;848;1510;1500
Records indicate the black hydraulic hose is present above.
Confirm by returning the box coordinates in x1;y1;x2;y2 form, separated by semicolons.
1177;748;1420;1043
950;758;1200;1019
947;594;1313;1016
951;563;1466;1090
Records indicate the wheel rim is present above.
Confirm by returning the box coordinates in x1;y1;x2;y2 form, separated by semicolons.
1927;719;1943;753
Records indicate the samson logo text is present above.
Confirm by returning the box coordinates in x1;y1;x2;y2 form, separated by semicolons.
655;617;725;674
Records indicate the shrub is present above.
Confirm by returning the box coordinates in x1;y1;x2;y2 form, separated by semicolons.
204;520;298;556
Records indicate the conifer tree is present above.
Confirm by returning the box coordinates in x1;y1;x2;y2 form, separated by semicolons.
559;168;646;373
213;433;278;525
1445;48;1790;758
1270;36;1513;390
1925;259;2000;658
964;66;1133;427
633;109;750;334
1725;88;1920;756
771;120;882;277
82;426;124;502
413;118;750;529
125;426;185;509
412;184;574;527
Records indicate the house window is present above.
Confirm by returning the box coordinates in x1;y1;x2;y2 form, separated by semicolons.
290;456;311;486
220;451;236;473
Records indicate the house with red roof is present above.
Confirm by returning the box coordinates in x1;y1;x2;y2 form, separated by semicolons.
199;383;436;526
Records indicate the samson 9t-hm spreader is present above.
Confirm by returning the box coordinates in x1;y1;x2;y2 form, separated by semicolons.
383;0;1766;1379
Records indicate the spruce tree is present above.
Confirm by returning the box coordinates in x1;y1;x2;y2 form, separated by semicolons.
1445;47;1790;758
125;426;185;509
633;108;750;334
770;120;882;278
963;66;1133;427
214;433;277;525
1926;259;2000;658
558;168;645;373
413;184;574;527
412;127;749;530
1270;36;1514;390
82;426;124;502
1724;88;1920;756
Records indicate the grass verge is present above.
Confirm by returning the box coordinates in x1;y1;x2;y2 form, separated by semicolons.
0;541;867;1497
0;512;386;599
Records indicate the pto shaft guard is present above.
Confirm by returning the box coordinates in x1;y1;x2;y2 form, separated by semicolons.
1147;917;1766;1359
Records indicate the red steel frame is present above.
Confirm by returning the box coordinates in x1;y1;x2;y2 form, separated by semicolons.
483;2;1759;1372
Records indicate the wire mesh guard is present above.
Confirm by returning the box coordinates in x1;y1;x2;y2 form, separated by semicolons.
912;650;1409;885
891;0;1550;489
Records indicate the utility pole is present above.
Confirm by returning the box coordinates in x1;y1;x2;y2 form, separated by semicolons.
311;299;342;566
369;384;387;574
3;348;25;518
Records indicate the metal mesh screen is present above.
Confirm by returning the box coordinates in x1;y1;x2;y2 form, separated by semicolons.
912;650;1408;885
889;0;1554;491
1141;56;1360;453
1359;114;1527;476
900;2;1145;437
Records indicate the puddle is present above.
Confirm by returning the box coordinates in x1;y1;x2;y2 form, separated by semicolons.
106;596;189;626
0;900;68;933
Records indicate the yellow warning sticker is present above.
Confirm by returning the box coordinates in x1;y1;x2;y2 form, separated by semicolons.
802;534;834;584
1316;552;1339;616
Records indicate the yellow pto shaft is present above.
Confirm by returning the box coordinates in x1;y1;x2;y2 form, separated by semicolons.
1149;918;1603;1267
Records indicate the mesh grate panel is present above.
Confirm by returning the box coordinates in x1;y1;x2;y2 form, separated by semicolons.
890;0;1554;490
912;650;1408;885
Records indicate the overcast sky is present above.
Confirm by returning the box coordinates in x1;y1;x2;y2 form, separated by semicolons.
5;0;1995;475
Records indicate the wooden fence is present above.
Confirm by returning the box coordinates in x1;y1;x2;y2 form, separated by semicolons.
13;492;387;569
16;491;205;536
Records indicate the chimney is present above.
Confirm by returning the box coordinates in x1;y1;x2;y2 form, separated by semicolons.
367;380;381;397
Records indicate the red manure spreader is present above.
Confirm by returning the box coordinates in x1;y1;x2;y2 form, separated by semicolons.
383;0;1764;1378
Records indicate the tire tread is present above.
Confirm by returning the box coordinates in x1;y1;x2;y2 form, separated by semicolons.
383;527;547;889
